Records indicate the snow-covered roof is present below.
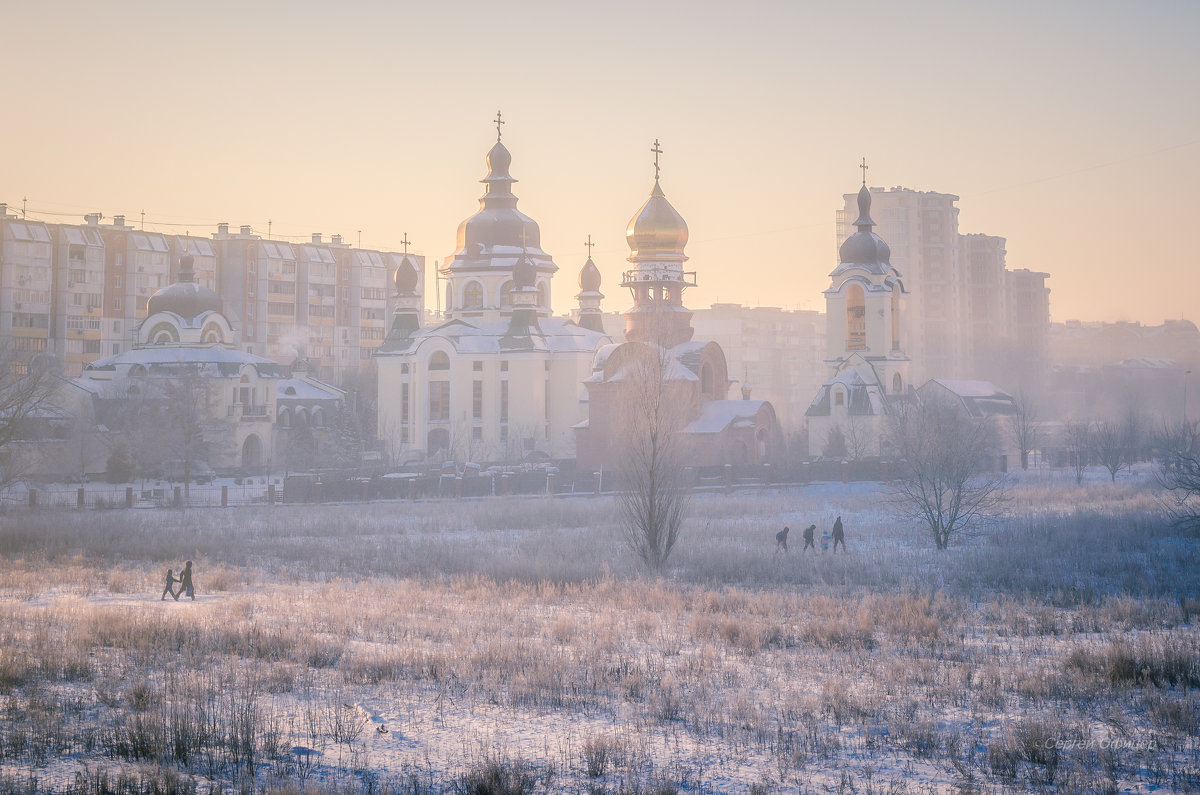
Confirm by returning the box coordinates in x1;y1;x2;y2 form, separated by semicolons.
277;379;343;401
682;400;767;434
376;316;609;357
83;345;284;378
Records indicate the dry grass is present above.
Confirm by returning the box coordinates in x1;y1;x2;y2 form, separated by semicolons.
0;474;1197;792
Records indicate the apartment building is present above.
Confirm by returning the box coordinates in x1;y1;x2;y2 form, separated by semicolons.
0;212;422;383
838;188;1050;389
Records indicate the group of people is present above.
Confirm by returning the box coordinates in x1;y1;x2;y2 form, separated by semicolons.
161;561;196;601
775;516;846;554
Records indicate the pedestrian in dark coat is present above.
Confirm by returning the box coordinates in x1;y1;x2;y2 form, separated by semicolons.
178;561;195;600
802;524;816;552
775;526;790;553
832;516;846;553
161;568;178;601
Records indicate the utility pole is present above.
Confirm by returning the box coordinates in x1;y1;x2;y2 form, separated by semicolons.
357;230;362;248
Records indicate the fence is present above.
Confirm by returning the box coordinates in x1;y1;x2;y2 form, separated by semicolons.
1;461;912;512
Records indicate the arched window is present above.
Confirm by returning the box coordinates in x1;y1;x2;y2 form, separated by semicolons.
700;363;713;397
295;408;309;428
891;289;901;351
278;407;292;429
312;407;324;428
892;373;903;394
429;351;450;371
445;284;453;312
537;282;548;309
149;323;177;345
500;280;514;308
201;323;223;344
834;388;845;408
463;281;483;308
846;284;866;351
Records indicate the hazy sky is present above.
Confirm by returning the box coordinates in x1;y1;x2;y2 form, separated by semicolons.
2;1;1197;324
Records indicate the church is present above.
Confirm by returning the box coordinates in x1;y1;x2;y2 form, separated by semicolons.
574;145;783;472
73;252;345;475
374;126;613;465
806;175;912;458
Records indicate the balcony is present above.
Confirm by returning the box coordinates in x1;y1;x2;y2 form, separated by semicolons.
227;404;271;422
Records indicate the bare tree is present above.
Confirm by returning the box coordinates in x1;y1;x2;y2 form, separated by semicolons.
159;371;230;497
0;352;61;490
1008;391;1040;471
886;393;1007;550
842;414;876;461
615;342;691;570
1091;419;1131;483
1156;420;1200;532
1063;421;1091;485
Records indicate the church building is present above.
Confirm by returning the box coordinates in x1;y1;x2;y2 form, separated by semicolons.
74;252;344;475
806;171;911;458
375;124;613;465
575;144;783;472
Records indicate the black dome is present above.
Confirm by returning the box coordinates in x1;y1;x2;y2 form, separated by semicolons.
147;255;223;319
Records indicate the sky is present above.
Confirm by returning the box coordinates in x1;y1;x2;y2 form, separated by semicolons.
2;0;1197;325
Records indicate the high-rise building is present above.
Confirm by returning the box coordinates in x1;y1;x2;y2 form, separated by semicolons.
838;187;1050;388
0;208;419;381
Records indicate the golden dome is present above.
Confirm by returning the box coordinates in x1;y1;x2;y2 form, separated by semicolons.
626;179;688;260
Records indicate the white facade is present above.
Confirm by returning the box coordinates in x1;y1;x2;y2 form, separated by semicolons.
375;136;610;466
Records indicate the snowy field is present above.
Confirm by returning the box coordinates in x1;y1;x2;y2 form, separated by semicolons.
0;469;1197;793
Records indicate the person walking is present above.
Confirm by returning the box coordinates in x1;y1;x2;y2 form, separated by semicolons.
178;561;195;601
161;568;178;601
832;516;846;553
775;526;790;553
802;524;816;552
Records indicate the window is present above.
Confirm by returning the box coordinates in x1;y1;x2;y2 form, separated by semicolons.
834;389;844;407
472;361;482;372
429;351;450;370
893;373;902;394
400;383;409;424
429;381;450;421
472;427;482;441
473;381;482;420
500;360;508;373
500;281;513;308
537;282;548;308
846;284;866;351
500;381;508;422
463;281;483;308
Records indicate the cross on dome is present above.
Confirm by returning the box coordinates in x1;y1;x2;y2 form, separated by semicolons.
860;157;869;187
494;110;505;141
400;232;411;254
651;139;663;180
584;234;594;258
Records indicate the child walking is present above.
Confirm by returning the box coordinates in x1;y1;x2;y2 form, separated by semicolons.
161;568;178;601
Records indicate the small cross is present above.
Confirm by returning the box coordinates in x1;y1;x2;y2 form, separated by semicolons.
651;139;663;180
400;233;411;254
494;110;505;141
584;234;594;258
860;157;869;186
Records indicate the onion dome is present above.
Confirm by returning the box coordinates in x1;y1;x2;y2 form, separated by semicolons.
393;254;419;294
147;254;223;320
626;179;689;260
838;184;892;267
579;256;602;292
454;140;542;254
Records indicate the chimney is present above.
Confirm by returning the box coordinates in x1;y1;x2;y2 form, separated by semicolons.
331;234;342;245
84;213;101;226
240;225;252;236
217;222;229;237
113;215;125;227
312;233;322;244
0;203;7;217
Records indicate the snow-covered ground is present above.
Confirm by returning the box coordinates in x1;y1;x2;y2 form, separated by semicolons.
0;468;1197;793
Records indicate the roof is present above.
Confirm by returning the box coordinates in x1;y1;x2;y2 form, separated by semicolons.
376;316;610;357
83;344;284;378
682;400;767;434
277;379;344;401
923;379;1016;418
